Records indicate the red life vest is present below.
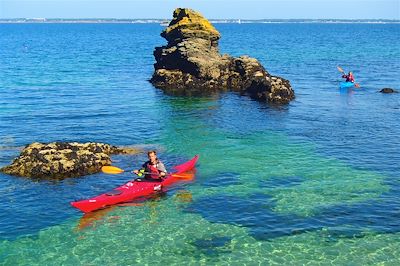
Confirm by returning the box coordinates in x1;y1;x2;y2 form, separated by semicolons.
347;73;355;82
144;162;161;180
342;73;355;82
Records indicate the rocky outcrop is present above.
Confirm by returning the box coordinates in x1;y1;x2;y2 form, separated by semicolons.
0;142;140;179
150;8;295;104
379;88;398;93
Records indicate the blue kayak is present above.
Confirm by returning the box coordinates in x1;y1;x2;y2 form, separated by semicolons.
340;82;355;89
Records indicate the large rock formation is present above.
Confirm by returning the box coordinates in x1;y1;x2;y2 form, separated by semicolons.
150;8;295;104
0;142;139;179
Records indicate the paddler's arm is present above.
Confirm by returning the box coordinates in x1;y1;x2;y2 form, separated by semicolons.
157;162;167;178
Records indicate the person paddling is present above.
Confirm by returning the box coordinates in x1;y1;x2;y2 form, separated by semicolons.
337;66;360;88
133;150;167;181
342;71;355;83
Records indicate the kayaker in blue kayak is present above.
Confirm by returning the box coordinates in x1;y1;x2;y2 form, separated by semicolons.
337;66;360;88
133;150;167;180
342;71;355;83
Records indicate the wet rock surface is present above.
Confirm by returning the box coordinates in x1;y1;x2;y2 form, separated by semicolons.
0;142;140;179
379;88;398;93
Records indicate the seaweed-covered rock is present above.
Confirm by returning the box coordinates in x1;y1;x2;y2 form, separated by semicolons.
151;8;295;104
0;142;140;179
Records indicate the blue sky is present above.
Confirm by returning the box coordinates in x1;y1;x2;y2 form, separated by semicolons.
1;0;399;19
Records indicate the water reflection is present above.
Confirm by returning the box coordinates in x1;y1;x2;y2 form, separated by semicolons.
75;187;195;231
75;193;165;231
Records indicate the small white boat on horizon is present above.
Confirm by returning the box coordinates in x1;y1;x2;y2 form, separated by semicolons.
160;20;169;26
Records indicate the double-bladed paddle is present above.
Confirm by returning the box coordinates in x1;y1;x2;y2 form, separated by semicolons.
101;165;193;179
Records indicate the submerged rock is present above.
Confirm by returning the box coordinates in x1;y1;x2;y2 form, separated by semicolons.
0;142;140;179
379;88;398;93
150;8;295;104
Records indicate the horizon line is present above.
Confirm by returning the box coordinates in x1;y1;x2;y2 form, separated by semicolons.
1;18;399;21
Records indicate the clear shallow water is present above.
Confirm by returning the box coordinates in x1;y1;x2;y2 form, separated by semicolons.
0;23;399;264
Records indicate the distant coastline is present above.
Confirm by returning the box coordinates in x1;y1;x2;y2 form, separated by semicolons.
0;18;399;24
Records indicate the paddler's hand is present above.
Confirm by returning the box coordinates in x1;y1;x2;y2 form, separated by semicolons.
134;169;145;177
159;172;166;178
133;170;143;177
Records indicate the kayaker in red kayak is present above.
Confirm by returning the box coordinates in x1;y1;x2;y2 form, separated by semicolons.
133;150;167;181
342;71;355;83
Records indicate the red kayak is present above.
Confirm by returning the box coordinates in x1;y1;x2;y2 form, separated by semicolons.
71;155;199;213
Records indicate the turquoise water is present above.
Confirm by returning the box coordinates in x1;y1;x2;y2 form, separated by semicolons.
0;23;399;264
